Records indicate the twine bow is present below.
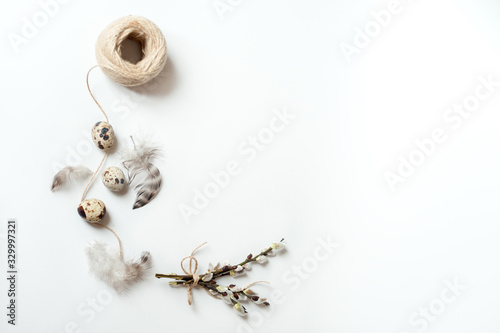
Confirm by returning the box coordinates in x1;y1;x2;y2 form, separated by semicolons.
180;242;207;305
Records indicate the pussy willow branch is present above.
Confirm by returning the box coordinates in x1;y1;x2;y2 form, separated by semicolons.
155;238;284;282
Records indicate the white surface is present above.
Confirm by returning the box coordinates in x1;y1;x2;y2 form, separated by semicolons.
1;0;500;332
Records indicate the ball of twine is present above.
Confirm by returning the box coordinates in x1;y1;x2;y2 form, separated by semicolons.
95;16;167;87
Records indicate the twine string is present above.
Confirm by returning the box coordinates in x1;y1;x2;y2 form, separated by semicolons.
180;242;207;305
86;65;109;123
243;281;270;290
95;223;123;258
80;151;108;202
81;65;111;202
82;66;122;258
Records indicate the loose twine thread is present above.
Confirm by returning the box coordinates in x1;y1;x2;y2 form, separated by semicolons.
80;65;108;204
82;65;122;257
79;15;167;257
180;243;270;305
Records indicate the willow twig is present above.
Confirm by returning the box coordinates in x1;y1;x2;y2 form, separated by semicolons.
155;239;286;316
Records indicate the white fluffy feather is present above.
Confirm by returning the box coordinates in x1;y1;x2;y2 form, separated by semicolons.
85;241;152;293
51;166;92;191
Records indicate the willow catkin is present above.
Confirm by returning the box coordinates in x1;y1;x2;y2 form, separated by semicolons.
95;16;167;87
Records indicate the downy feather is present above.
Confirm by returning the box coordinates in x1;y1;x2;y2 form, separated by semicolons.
86;241;152;293
51;166;92;191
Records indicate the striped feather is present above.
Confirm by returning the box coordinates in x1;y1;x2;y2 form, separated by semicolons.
122;137;163;209
133;165;162;209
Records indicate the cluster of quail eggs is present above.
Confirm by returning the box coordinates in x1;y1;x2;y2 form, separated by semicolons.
77;121;128;223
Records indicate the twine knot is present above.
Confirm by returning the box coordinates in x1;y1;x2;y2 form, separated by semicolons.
180;242;206;305
192;274;200;287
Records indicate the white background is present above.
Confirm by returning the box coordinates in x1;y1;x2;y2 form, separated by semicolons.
1;0;500;332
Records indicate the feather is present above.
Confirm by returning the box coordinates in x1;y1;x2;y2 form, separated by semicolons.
51;166;92;191
121;137;162;209
85;241;152;293
133;165;162;209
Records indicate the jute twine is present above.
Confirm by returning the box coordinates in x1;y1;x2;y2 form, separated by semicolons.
181;242;207;305
81;66;120;256
95;16;167;87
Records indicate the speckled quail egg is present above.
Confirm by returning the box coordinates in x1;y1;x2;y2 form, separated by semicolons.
102;166;126;192
91;121;115;150
77;198;106;223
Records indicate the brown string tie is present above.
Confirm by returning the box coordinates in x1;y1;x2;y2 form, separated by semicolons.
180;242;207;305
